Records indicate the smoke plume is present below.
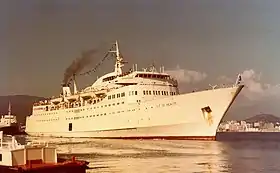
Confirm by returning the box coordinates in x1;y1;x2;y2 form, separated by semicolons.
62;49;97;85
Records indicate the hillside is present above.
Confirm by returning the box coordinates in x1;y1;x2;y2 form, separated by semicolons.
244;113;280;123
0;95;46;124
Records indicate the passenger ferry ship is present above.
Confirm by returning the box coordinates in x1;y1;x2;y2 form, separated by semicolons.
25;41;244;140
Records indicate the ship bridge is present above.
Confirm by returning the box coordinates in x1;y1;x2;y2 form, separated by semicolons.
134;71;171;80
92;72;117;85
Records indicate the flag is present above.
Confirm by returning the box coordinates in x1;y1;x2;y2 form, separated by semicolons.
235;74;242;85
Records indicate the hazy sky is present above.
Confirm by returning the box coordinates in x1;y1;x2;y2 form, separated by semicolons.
1;0;280;119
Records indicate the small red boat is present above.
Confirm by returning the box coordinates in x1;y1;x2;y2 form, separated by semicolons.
0;132;89;173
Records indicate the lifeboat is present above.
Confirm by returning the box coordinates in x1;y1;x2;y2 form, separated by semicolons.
65;95;79;102
50;97;63;104
79;92;96;99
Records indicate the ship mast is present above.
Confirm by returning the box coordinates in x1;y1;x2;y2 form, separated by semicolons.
8;101;11;125
8;101;11;116
109;40;124;76
78;40;127;77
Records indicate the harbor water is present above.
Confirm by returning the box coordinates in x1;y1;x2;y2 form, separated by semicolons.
14;132;280;173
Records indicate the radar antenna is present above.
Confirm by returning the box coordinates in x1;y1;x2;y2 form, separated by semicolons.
209;84;217;89
149;61;157;72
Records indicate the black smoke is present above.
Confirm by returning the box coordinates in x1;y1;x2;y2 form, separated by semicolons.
62;49;97;85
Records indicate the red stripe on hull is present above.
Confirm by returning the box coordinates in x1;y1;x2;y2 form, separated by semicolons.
0;159;89;173
89;136;216;140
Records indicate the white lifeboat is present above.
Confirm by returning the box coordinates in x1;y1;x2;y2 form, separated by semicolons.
66;95;79;102
51;97;62;104
79;92;96;99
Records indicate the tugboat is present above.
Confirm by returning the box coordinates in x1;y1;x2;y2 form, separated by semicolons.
0;131;89;173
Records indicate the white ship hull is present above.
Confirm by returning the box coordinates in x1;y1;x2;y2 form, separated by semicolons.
0;123;17;128
26;85;243;140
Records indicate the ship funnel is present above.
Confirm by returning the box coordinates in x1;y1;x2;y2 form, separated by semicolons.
62;84;71;97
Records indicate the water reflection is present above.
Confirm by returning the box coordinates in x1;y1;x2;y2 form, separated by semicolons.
12;134;280;172
221;141;280;173
21;136;229;173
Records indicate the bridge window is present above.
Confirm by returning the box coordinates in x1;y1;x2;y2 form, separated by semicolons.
102;76;117;82
121;92;125;97
136;73;171;79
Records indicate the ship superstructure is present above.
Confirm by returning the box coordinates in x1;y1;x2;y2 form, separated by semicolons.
25;41;244;140
0;102;17;128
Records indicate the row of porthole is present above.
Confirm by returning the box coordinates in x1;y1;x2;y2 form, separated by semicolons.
64;108;138;121
34;102;125;116
34;101;176;122
36;118;59;122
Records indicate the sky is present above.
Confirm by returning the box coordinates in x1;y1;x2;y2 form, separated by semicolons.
1;0;280;119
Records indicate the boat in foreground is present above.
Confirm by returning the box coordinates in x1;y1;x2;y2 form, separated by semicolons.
0;102;21;135
0;132;89;173
25;40;244;140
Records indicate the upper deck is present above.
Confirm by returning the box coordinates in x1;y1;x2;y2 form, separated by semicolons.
32;41;179;111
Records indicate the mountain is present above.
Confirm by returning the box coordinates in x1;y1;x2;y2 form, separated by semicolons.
0;95;46;124
244;113;280;123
